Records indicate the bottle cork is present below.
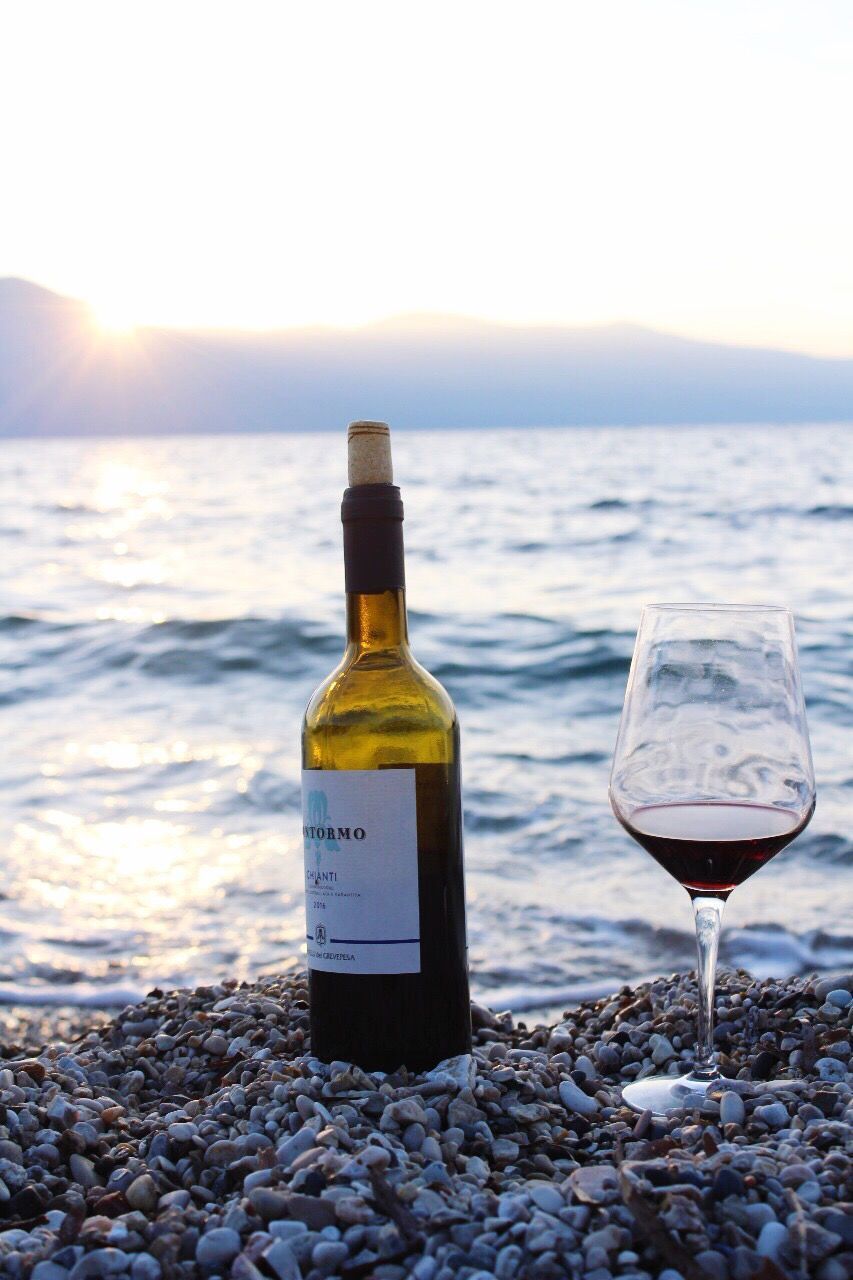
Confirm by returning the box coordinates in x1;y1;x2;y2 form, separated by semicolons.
347;421;393;486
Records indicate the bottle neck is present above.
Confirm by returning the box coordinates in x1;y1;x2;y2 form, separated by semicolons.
341;482;407;652
346;589;409;651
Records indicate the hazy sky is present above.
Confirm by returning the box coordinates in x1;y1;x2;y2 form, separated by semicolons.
2;1;851;354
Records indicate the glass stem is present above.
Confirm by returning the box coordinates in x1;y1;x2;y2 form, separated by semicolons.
691;895;725;1079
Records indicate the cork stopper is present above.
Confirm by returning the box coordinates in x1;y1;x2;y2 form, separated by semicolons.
347;421;393;486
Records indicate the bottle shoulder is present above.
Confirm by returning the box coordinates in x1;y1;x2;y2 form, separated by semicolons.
304;645;456;732
302;646;458;769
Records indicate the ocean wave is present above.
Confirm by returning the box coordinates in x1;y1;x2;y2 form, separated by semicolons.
0;981;145;1008
806;504;853;519
726;923;853;978
431;646;630;690
797;831;852;863
2;614;344;697
473;919;853;1016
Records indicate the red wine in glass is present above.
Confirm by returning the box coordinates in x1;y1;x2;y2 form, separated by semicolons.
609;604;816;1115
618;800;814;897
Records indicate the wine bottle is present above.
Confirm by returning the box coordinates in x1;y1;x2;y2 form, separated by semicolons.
301;421;471;1070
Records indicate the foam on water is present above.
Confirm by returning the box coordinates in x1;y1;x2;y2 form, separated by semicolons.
0;425;850;1010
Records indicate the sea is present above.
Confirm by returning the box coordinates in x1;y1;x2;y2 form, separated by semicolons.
1;424;851;1019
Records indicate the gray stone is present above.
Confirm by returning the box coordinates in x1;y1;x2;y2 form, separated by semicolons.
413;1189;447;1215
159;1189;190;1209
822;1212;853;1248
596;1043;621;1073
196;1227;241;1269
744;1203;776;1231
167;1122;195;1142
497;1194;531;1222
47;1096;78;1128
719;1091;745;1126
753;1102;788;1129
69;1154;103;1188
125;1173;158;1212
559;1078;599;1116
695;1251;728;1280
279;1193;337;1229
232;1259;266;1280
816;1263;850;1280
814;974;852;1002
263;1240;301;1280
69;1251;130;1279
425;1053;476;1091
527;1182;564;1215
584;1225;623;1255
313;1240;349;1273
250;1187;292;1220
205;1138;243;1166
269;1220;309;1241
32;1265;70;1280
277;1125;318;1167
730;1247;760;1280
379;1098;429;1129
568;1165;619;1205
130;1259;161;1280
756;1221;788;1262
650;1035;676;1066
826;988;852;1008
447;1097;482;1126
495;1245;524;1279
800;1223;844;1264
815;1057;846;1082
403;1122;426;1151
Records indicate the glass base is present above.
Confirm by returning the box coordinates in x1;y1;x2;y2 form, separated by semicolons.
622;1070;722;1115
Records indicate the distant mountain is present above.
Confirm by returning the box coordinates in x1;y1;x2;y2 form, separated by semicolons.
1;278;851;435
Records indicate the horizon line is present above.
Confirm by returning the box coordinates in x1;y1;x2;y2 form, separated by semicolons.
3;275;852;364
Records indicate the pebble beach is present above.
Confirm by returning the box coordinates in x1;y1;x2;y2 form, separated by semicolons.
0;970;850;1280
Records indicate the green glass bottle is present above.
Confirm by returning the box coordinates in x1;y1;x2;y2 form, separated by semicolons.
301;421;471;1070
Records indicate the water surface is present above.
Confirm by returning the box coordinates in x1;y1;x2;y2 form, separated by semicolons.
1;425;850;1014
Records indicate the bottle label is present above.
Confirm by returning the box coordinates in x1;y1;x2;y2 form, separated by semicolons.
302;768;420;974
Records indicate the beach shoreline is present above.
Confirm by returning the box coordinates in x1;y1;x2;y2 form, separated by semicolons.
0;968;850;1278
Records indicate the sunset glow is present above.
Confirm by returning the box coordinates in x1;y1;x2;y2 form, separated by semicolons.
90;299;139;335
2;1;852;356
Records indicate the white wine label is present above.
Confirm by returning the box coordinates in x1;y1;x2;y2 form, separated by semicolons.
302;768;420;974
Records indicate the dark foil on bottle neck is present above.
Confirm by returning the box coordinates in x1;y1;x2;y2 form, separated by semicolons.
341;484;405;593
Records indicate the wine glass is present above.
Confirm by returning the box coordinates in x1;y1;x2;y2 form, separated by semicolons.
609;604;816;1114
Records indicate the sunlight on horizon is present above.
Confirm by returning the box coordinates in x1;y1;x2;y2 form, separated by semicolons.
90;299;139;336
2;0;852;356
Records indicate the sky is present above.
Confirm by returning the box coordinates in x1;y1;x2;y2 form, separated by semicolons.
1;1;851;356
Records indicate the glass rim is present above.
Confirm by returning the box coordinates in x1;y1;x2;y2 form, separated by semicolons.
642;602;792;614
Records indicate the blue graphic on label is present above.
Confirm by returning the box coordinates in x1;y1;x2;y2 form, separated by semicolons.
301;769;420;975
